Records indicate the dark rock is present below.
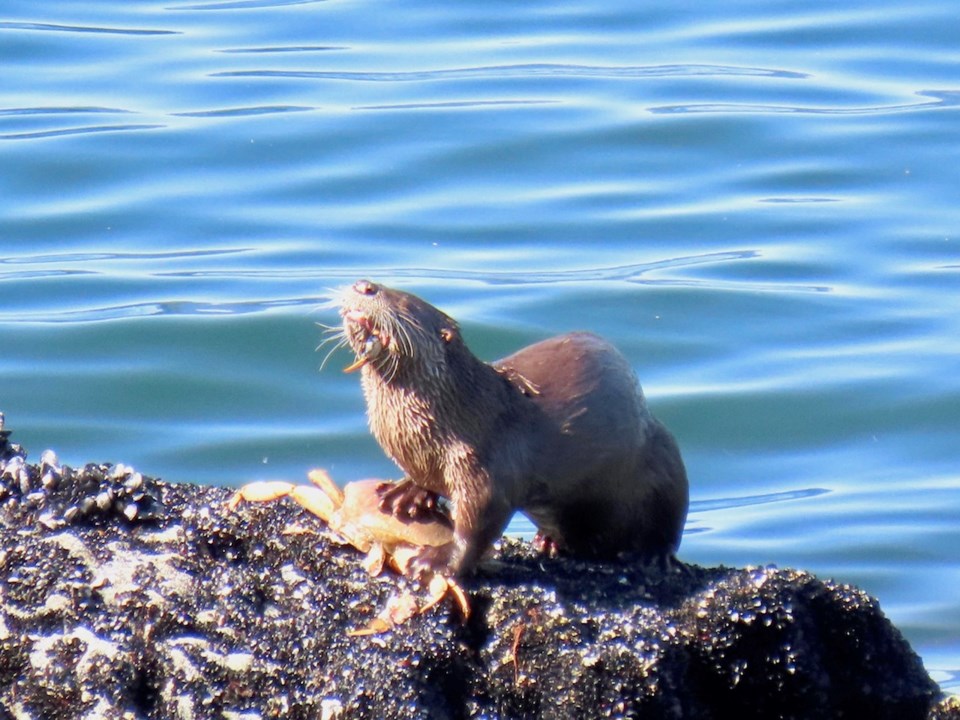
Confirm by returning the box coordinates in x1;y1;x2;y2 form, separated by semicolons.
0;415;952;719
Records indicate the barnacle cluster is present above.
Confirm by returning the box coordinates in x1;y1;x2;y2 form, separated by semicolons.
0;412;163;528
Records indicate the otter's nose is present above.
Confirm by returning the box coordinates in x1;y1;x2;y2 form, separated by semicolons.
353;279;379;296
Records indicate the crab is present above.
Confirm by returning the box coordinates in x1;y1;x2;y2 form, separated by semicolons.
226;469;469;635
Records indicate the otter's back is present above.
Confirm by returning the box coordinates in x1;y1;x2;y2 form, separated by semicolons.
494;332;649;464
494;331;687;558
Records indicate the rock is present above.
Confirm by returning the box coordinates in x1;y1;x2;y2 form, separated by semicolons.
0;414;953;719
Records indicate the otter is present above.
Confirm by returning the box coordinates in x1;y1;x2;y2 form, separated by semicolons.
338;279;688;577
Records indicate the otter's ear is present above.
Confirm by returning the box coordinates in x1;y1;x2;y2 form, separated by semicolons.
439;327;457;343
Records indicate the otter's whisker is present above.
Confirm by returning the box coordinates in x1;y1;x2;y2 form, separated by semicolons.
316;326;349;352
383;353;400;384
315;319;342;333
318;334;350;372
316;330;346;350
393;311;416;361
312;287;343;312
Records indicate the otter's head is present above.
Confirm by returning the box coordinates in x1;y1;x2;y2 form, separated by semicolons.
339;280;462;384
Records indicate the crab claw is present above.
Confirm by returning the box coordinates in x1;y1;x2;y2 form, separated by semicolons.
346;576;470;637
347;593;420;637
343;336;379;372
343;355;370;373
387;545;471;620
421;574;470;619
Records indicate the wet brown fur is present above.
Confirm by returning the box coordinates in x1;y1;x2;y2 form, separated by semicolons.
339;280;689;576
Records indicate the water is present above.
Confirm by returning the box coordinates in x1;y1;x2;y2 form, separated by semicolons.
2;0;959;693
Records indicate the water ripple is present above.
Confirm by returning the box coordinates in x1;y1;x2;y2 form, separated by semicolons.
403;259;831;293
0;21;178;35
156;251;828;292
0;251;831;324
651;90;960;116
172;0;327;9
691;487;831;514
0;106;152;140
172;105;314;117
219;45;346;54
356;253;826;293
759;197;840;204
213;63;808;82
354;99;559;111
0;107;133;117
0;124;164;141
0;298;311;324
0;269;95;281
152;251;758;283
0;249;251;266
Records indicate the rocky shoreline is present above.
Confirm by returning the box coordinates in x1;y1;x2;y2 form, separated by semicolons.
1;414;956;719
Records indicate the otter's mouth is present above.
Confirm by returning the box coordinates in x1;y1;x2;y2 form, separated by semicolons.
342;310;388;373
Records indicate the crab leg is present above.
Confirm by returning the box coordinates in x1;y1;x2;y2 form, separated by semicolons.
227;479;340;526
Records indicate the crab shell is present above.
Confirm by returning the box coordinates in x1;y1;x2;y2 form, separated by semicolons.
316;475;453;554
228;472;453;572
227;471;467;633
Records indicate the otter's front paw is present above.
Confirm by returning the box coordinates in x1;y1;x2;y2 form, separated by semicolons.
377;479;450;526
410;542;458;578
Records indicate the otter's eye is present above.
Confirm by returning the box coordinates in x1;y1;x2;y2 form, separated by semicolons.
354;279;378;296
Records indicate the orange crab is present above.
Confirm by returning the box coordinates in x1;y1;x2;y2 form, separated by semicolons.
227;469;469;635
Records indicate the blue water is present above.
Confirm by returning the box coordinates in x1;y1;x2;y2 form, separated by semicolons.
2;0;959;693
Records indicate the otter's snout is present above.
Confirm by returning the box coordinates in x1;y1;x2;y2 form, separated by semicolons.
353;279;379;296
341;280;390;374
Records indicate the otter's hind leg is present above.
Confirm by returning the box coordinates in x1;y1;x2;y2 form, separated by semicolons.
546;495;631;560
